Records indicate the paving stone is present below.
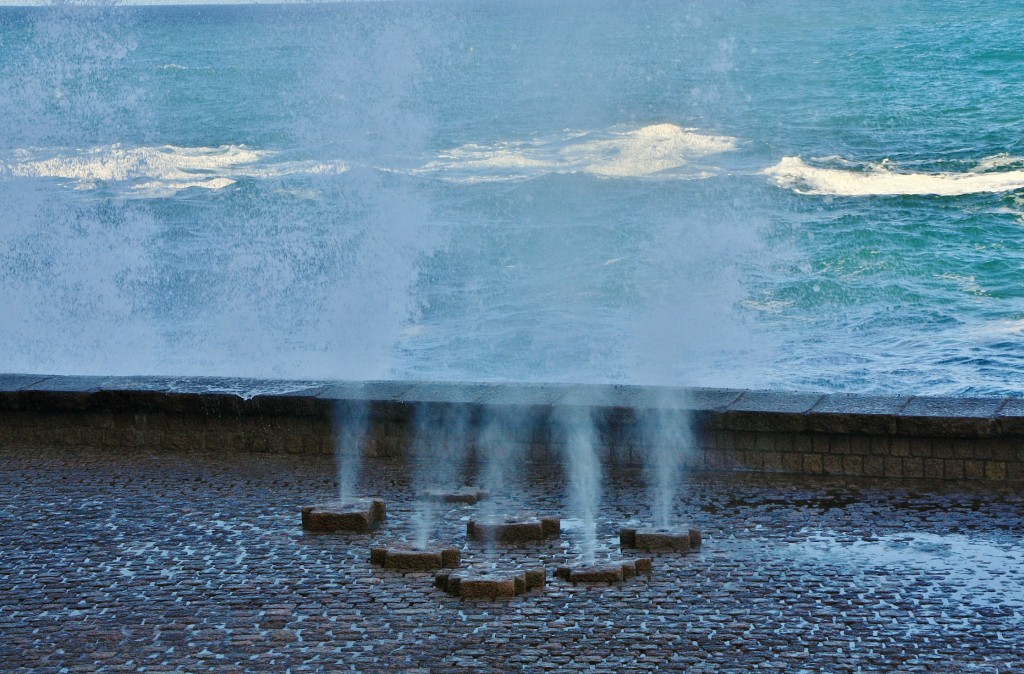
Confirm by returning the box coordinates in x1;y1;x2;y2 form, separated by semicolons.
3;448;1024;673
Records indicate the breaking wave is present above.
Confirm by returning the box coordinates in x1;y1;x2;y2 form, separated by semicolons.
764;155;1024;197
0;144;349;197
418;123;738;183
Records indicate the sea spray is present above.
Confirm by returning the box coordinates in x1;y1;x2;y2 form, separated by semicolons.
4;2;1024;393
185;6;448;381
0;1;162;374
0;2;450;381
0;185;163;375
0;2;147;149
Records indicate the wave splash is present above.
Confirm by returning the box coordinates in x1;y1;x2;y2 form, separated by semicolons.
418;123;738;183
764;155;1024;197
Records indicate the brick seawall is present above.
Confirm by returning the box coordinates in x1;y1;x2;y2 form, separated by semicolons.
2;373;1023;482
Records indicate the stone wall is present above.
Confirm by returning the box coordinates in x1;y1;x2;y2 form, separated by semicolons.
2;374;1023;482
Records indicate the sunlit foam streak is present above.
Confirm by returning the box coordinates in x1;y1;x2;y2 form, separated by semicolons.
3;145;267;181
968;318;1024;339
0;144;349;197
417;123;738;183
764;156;1024;196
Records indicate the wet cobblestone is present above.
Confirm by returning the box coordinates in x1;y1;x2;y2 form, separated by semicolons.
2;448;1024;672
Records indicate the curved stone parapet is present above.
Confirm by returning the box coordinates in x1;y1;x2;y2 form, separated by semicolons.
2;373;1022;482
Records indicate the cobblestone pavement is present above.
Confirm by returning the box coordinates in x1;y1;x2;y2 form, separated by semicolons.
3;448;1024;673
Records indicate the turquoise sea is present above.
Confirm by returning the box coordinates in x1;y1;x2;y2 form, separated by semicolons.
1;1;1023;394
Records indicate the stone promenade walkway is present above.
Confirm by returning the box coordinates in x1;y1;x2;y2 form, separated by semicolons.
2;447;1024;672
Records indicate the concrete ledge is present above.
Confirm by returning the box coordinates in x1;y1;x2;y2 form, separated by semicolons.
1;373;1023;482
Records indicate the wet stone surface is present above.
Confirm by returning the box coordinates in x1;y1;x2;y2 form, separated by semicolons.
2;447;1024;672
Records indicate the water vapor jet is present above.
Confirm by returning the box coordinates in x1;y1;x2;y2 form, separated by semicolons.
411;402;470;550
552;401;602;564
638;393;695;529
334;398;370;505
473;406;533;546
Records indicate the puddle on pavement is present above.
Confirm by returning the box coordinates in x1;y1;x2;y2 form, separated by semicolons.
785;529;1024;609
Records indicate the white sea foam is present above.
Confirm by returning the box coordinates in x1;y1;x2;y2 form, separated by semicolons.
975;153;1024;172
3;145;265;181
419;123;737;183
969;318;1024;339
133;178;238;198
765;156;1024;196
1014;196;1024;225
0;144;349;197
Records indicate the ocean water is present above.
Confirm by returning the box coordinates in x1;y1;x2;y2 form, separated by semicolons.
1;0;1023;395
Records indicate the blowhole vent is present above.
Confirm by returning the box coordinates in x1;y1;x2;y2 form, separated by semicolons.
435;568;546;600
620;527;701;553
370;546;461;571
301;499;386;533
554;558;653;584
467;516;561;545
421;487;487;504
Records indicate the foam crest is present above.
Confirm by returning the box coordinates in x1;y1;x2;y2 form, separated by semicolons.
132;178;237;199
765;156;1024;196
7;145;267;181
974;153;1024;172
0;145;349;196
419;123;737;183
